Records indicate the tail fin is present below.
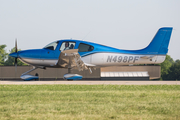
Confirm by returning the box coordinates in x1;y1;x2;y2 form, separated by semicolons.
143;27;173;55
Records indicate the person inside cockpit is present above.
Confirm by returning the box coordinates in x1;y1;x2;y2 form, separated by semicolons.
64;42;70;50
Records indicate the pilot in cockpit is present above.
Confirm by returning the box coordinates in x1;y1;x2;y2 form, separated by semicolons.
64;42;70;50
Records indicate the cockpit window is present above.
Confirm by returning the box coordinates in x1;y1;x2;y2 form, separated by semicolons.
44;41;58;50
78;43;94;52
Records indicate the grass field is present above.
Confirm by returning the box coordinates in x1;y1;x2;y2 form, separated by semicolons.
0;85;180;120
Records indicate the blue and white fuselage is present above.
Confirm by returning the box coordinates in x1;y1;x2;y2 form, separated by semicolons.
10;27;173;80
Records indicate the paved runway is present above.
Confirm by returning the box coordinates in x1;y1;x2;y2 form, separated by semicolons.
0;81;180;85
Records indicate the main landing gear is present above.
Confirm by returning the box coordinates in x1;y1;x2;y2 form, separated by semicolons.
63;67;82;80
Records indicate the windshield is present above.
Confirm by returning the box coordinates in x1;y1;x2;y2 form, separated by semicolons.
43;41;58;50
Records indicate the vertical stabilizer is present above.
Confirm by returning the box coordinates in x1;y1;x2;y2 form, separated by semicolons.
143;27;173;55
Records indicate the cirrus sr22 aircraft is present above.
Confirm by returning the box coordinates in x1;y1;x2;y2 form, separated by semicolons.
10;27;172;80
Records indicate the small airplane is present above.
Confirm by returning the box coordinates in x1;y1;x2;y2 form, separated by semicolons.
10;27;173;80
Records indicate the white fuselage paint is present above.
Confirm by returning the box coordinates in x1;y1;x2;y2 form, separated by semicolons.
19;58;58;67
19;53;166;67
81;53;166;67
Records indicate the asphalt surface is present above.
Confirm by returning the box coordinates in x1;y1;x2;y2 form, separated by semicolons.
0;81;180;85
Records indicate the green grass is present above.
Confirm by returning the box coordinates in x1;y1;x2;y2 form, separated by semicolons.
0;85;180;120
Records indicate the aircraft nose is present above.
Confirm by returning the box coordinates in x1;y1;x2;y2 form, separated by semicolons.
9;52;18;58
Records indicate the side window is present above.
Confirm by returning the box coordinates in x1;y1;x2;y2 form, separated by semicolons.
60;42;76;51
78;43;94;52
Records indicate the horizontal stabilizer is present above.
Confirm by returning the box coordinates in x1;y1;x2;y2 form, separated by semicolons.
140;55;156;59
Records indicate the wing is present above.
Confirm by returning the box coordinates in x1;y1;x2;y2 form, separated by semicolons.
57;49;88;71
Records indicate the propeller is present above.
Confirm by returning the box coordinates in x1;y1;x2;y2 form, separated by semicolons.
9;38;19;77
15;39;18;71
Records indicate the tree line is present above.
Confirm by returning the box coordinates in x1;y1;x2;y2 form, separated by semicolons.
0;44;180;80
160;55;180;80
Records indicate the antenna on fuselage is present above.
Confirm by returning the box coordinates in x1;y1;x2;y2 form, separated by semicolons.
82;31;91;41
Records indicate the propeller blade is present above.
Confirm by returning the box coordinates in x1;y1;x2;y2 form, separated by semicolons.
15;58;17;65
15;38;17;53
15;57;17;72
14;39;18;77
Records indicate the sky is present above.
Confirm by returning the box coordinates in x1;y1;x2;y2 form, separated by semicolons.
0;0;180;60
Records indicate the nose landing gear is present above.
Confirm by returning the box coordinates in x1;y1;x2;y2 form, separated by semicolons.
20;67;39;81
